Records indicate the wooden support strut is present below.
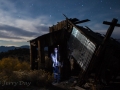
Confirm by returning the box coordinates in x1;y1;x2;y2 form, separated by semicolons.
102;18;120;45
96;18;120;56
30;42;37;70
38;40;41;69
96;18;120;81
63;14;90;25
30;43;33;70
63;14;90;35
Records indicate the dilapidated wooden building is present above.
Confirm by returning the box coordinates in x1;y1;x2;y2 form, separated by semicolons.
28;17;120;86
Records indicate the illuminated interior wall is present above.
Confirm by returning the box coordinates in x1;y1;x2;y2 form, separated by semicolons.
68;27;96;71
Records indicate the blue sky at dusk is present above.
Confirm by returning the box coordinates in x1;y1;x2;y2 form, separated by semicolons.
0;0;120;46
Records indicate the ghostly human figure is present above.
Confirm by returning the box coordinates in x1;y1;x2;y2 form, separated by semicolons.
51;47;62;84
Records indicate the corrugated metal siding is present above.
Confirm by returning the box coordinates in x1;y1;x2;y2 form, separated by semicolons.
68;27;96;71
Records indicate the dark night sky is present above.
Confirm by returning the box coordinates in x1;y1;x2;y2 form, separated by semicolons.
0;0;120;46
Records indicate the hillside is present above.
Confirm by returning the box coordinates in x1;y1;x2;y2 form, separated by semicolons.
0;47;30;62
0;45;29;52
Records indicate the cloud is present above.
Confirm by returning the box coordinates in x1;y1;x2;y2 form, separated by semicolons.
0;0;119;46
0;24;40;36
0;0;51;43
82;21;120;39
111;27;120;39
0;0;16;12
0;16;50;42
92;24;120;39
115;10;120;14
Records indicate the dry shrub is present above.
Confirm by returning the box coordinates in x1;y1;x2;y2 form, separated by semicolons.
45;56;50;68
0;57;53;87
15;61;30;71
0;57;19;72
13;70;53;86
0;57;30;72
0;72;8;82
0;57;30;82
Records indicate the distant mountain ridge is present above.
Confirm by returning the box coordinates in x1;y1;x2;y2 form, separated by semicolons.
0;45;29;52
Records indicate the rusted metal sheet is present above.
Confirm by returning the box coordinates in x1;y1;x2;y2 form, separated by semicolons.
68;27;96;71
67;23;120;86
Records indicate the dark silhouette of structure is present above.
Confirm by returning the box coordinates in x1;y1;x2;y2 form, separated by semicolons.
28;16;120;87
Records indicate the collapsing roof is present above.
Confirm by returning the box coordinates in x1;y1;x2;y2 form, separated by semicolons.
28;16;120;86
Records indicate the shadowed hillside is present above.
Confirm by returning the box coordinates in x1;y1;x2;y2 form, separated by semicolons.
0;48;30;62
0;45;29;52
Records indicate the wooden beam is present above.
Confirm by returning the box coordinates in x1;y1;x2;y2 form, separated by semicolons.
63;14;90;24
95;18;120;80
38;40;41;69
38;39;45;69
74;19;90;24
30;42;37;70
103;21;120;27
30;43;33;70
102;18;120;44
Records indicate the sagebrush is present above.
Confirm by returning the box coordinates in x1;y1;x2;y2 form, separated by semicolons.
0;57;53;87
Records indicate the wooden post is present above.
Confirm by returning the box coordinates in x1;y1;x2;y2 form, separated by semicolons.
41;40;45;68
96;18;120;80
101;19;119;49
96;18;120;57
30;42;34;70
38;40;41;69
38;39;45;69
30;42;37;70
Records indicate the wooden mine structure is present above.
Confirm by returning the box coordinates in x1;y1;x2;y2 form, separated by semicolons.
28;16;120;86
